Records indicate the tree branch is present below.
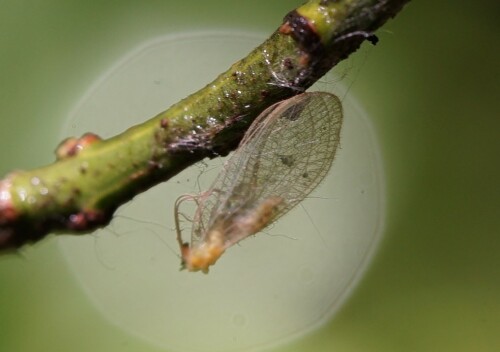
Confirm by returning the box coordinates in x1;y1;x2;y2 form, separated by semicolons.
0;0;411;251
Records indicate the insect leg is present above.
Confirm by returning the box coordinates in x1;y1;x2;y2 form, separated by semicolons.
174;194;198;248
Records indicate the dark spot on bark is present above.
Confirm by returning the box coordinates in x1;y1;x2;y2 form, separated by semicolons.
67;209;107;231
367;34;379;45
281;10;324;54
283;57;295;70
160;118;169;128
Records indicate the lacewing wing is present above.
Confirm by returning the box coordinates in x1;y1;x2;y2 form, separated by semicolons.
174;92;343;273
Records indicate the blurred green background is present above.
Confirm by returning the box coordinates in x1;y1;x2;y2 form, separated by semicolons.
0;1;499;351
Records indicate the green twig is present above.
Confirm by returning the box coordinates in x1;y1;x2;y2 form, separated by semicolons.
0;0;410;251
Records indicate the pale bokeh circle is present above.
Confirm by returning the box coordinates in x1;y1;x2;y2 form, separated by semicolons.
59;32;385;352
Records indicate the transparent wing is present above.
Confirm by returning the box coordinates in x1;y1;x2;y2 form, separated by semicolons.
190;92;343;246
